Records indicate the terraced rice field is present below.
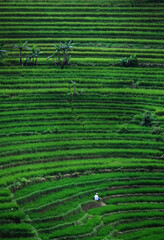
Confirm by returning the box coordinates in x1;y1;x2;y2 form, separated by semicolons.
0;0;164;239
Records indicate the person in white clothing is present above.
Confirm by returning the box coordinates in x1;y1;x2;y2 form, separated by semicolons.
94;193;100;201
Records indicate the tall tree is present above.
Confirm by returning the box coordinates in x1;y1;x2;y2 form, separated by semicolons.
54;43;62;65
47;43;61;66
47;41;74;68
13;41;28;65
61;40;74;66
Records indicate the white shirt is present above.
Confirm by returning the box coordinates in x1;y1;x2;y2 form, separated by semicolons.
94;194;99;200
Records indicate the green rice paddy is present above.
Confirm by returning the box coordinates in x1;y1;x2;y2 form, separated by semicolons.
0;0;164;239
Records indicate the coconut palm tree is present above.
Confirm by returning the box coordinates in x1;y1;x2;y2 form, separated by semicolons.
13;41;28;65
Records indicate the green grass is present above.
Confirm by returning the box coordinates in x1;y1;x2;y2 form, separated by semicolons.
41;215;101;239
116;219;164;232
88;203;164;216
103;211;164;224
0;223;35;238
117;227;164;240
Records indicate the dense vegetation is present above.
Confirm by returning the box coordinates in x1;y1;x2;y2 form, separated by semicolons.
0;0;164;239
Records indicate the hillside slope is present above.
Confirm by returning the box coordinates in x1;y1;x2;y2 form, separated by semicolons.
0;0;164;239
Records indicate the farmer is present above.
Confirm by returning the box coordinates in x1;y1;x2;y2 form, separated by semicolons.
94;193;100;201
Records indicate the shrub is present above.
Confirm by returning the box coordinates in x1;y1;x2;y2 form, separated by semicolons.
54;126;59;134
116;54;138;67
20;177;28;185
141;111;157;127
151;126;163;135
117;126;130;133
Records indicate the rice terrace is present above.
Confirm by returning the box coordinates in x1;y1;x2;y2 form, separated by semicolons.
1;0;164;239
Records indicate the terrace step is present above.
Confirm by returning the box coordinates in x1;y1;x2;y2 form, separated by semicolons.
1;0;164;239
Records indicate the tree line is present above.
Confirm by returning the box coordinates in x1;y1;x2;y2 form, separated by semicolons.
0;40;74;69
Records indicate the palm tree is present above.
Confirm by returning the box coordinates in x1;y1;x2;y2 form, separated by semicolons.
62;40;74;66
47;41;74;68
47;43;61;66
47;52;56;65
27;45;42;65
54;43;62;65
34;48;42;65
13;41;28;65
25;54;32;66
0;43;7;62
